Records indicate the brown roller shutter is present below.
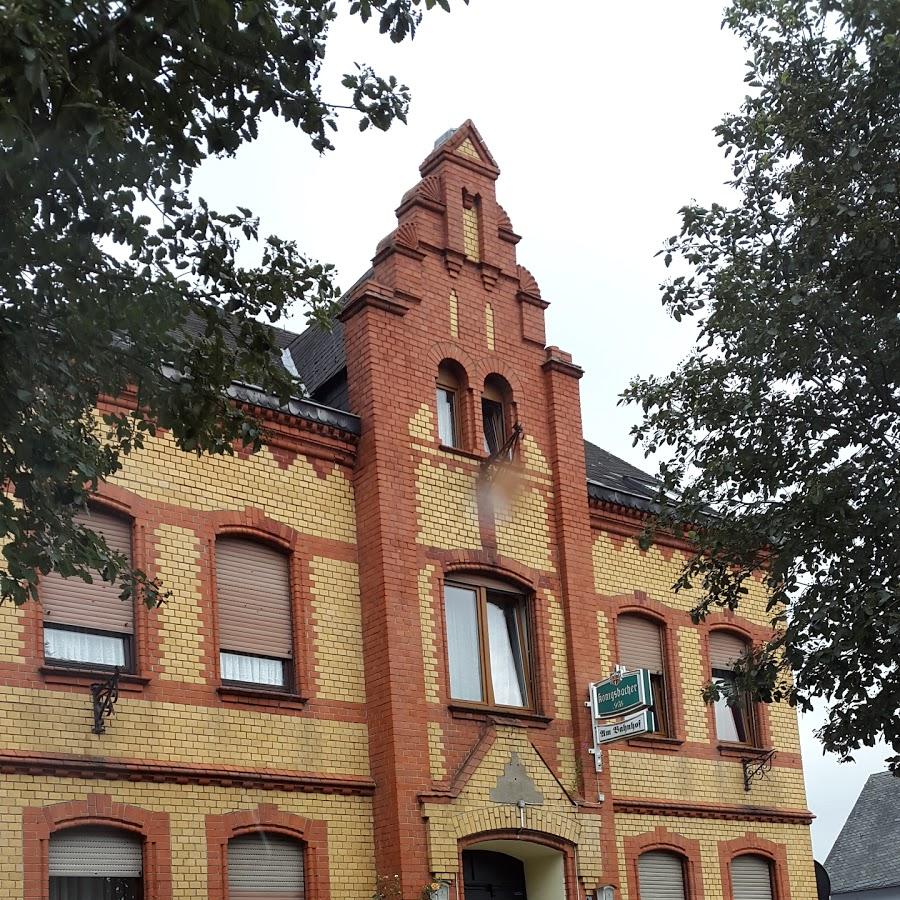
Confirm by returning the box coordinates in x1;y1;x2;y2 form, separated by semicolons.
618;614;664;673
216;538;293;658
40;509;134;633
228;832;304;900
709;631;748;670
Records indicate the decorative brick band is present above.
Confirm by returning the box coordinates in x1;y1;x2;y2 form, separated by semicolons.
0;753;375;796
612;797;813;825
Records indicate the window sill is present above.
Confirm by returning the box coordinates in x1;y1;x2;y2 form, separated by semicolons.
448;703;552;729
626;735;685;752
438;443;486;462
217;685;308;710
39;665;149;693
717;742;772;760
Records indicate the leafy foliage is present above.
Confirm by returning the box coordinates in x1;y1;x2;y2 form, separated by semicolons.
0;0;463;607
624;0;900;768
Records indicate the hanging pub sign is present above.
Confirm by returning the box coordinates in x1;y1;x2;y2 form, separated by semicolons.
593;709;656;745
590;668;653;720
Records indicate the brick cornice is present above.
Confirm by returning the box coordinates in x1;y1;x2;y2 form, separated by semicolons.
0;752;375;795
612;797;813;825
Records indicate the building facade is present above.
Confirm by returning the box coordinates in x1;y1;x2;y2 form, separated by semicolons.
0;123;816;900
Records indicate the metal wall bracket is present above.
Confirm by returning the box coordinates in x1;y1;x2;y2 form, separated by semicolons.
742;748;776;791
90;667;121;735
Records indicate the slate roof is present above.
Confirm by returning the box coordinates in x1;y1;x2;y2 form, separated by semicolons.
826;771;900;893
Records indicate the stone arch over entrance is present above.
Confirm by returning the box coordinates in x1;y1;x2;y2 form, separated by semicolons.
459;831;577;900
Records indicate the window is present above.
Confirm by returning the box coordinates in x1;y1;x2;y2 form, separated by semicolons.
444;578;532;709
436;360;465;448
637;851;686;900
709;630;754;744
216;537;294;689
617;614;670;736
731;855;774;900
40;508;135;671
482;375;512;456
49;826;143;900
228;832;305;899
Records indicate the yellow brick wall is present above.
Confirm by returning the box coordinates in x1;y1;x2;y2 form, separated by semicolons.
109;428;357;544
485;302;495;351
415;459;481;550
494;487;553;571
0;602;24;662
449;290;459;338
310;557;365;702
462;204;480;261
419;565;440;705
154;523;206;684
546;591;571;720
0;685;369;775
614;813;816;900
0;777;375;900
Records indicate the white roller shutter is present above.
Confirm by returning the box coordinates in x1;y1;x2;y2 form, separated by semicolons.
731;855;774;900
709;631;748;670
228;832;305;899
49;826;142;877
638;851;686;900
618;614;665;673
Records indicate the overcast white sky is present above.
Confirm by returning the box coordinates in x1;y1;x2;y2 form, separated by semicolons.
191;0;890;861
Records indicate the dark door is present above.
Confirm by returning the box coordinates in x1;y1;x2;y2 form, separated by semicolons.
463;849;527;900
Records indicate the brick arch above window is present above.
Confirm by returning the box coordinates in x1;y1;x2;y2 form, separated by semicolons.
718;835;791;900
624;829;705;900
23;794;172;900
206;805;330;900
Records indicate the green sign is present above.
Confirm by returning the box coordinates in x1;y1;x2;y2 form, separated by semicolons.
590;669;653;719
594;709;656;745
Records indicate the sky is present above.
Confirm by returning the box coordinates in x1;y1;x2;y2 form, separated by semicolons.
191;0;890;861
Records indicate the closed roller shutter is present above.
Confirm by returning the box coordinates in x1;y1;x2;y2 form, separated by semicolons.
228;832;305;900
709;631;748;670
731;855;773;900
638;851;686;900
40;509;134;633
618;614;664;673
49;826;142;877
216;538;293;658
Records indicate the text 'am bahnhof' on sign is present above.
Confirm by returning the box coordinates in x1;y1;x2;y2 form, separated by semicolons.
593;708;657;745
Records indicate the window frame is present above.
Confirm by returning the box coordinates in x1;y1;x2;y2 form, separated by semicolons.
436;382;460;448
443;577;536;713
213;531;301;697
616;612;672;739
708;629;759;748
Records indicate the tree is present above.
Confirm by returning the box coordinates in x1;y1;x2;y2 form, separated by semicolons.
624;0;900;769
0;0;464;608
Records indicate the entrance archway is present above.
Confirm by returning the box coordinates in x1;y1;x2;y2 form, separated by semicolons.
462;840;566;900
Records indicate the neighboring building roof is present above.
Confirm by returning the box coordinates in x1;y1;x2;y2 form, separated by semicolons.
826;771;900;893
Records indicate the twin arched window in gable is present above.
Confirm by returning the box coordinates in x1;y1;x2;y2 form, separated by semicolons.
434;360;515;458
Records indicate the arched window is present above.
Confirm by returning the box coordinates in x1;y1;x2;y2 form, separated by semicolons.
436;360;466;448
216;537;294;689
228;832;305;899
443;574;532;710
41;507;136;671
709;630;755;744
637;850;686;900
482;375;513;457
731;854;774;900
617;614;670;736
49;825;143;899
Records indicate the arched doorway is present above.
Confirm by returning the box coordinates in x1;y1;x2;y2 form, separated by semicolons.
462;840;566;900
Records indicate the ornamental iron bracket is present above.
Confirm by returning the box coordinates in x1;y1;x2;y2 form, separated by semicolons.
742;748;776;792
480;422;523;481
90;667;121;735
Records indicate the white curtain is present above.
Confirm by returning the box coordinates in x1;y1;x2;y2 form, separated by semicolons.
220;651;284;687
44;628;125;668
444;586;483;701
486;600;526;707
